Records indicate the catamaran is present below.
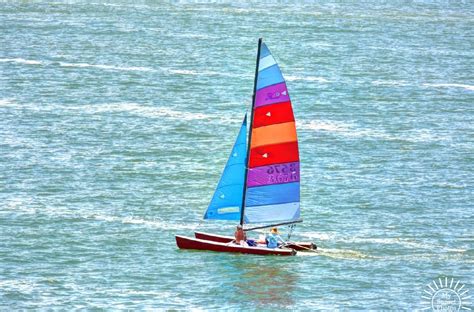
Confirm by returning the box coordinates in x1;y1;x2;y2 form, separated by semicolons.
175;38;316;256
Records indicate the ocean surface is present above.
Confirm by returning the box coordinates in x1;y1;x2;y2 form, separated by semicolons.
1;1;473;310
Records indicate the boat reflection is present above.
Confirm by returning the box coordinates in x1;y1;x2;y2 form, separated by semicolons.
230;259;298;307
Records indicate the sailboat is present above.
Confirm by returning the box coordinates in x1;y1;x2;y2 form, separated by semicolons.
175;38;316;256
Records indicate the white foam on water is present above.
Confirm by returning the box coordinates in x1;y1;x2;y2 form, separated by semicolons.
2;199;196;231
432;182;467;189
167;69;200;75
0;279;36;294
81;102;213;122
2;197;36;215
0;99;237;126
0;58;42;65
372;80;474;92
423;83;474;91
299;119;451;143
299;232;336;241
299;119;351;132
58;62;153;72
371;80;409;87
220;6;259;14
167;68;249;79
173;32;215;40
93;214;197;231
285;75;329;83
0;98;15;106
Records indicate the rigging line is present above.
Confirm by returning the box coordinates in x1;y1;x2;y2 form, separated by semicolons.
287;224;295;241
244;219;303;232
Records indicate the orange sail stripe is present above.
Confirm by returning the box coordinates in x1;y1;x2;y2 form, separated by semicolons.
250;122;297;149
249;141;299;168
252;102;295;128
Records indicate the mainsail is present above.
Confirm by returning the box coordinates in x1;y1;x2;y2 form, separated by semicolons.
204;115;247;220
243;40;300;224
204;39;300;226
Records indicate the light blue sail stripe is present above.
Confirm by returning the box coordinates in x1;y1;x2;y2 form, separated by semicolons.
245;182;300;207
256;64;284;90
204;115;247;220
245;202;300;223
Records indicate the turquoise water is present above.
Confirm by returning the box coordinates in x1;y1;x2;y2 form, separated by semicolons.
1;2;473;310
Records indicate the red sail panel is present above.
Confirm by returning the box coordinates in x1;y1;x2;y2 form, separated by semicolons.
253;102;295;128
248;141;299;168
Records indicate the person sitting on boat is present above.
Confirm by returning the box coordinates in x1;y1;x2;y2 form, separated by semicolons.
234;225;248;247
266;227;285;249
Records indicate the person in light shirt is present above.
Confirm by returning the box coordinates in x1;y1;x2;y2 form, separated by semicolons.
266;227;285;248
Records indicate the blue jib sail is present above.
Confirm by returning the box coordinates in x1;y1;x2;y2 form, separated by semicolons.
203;115;247;220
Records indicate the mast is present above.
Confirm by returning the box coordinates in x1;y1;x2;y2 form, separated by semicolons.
240;38;262;226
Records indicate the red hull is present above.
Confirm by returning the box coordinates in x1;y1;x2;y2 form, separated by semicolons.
176;235;296;256
194;231;317;251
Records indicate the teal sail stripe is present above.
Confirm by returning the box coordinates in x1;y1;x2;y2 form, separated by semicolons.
204;115;247;220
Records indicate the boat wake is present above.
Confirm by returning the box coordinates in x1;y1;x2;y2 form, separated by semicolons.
423;83;474;91
296;247;371;259
0;58;42;65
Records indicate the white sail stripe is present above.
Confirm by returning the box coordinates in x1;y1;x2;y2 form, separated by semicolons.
258;55;277;72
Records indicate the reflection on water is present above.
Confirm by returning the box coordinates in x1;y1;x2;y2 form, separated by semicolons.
230;259;298;307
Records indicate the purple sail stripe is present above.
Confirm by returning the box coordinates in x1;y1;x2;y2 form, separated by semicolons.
255;82;290;108
247;162;300;187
